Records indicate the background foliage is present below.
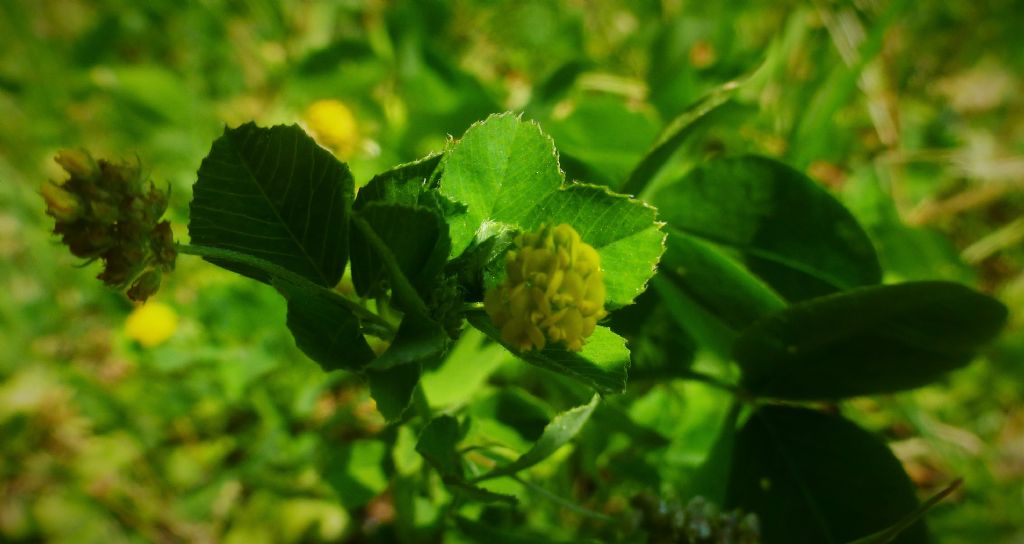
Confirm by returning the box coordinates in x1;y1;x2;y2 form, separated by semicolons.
1;0;1022;542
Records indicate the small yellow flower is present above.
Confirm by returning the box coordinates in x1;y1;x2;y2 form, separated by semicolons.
303;99;360;159
125;301;179;348
484;224;607;352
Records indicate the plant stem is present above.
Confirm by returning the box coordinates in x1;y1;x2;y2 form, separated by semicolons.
511;475;615;522
680;369;744;396
177;243;396;335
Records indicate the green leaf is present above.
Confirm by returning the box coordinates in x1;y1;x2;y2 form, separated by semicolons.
725;406;927;544
659;231;787;330
650;155;881;301
274;277;375;372
416;414;516;505
606;288;697;380
324;439;388;509
446;221;518;301
353;152;443;210
468;311;629;395
369;315;448;371
416;415;464;479
468;388;553;449
651;274;736;359
446;481;518;506
476;394;599;481
845;480;962;544
734;281;1008;399
349;203;451;374
190;123;354;287
438;113;665;309
350;202;450;300
368;363;422;422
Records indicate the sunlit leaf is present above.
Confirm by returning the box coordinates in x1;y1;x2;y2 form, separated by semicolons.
438;113;665;309
476;394;599;481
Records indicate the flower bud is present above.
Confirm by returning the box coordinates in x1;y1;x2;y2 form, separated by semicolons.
126;269;162;302
41;182;82;222
54;149;96;180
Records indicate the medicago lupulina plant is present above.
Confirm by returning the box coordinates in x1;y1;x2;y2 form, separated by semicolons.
44;108;1007;543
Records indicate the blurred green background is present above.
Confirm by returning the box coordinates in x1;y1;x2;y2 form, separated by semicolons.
1;0;1021;542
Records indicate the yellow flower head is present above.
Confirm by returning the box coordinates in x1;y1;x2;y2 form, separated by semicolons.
484;224;607;352
303;99;360;159
125;302;179;348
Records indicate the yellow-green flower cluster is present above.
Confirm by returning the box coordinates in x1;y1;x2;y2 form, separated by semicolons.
484;224;606;352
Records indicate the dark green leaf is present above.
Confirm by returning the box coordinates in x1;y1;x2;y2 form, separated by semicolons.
368;363;422;422
190;123;354;287
476;395;599;481
369;314;448;371
650;155;881;301
446;481;518;506
660;231;786;330
652;274;736;358
469;388;553;444
528;60;591;111
734;281;1008;399
416;415;516;505
438;113;665;309
324;439;388;509
606;288;697;380
468;311;629;395
350;202;450;300
416;415;464;479
846;480;962;544
354;152;443;210
725;406;927;544
274;277;375;372
446;222;518;301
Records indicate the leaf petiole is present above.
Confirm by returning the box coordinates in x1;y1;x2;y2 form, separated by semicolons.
177;243;397;336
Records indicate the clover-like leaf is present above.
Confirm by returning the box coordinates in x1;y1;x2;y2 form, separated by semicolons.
190;123;353;287
438;113;665;310
274;276;375;373
650;155;881;302
734;281;1008;399
725;406;927;544
475;394;600;481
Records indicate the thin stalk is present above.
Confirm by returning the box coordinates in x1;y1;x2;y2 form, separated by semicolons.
177;243;396;335
511;475;615;522
680;369;748;398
